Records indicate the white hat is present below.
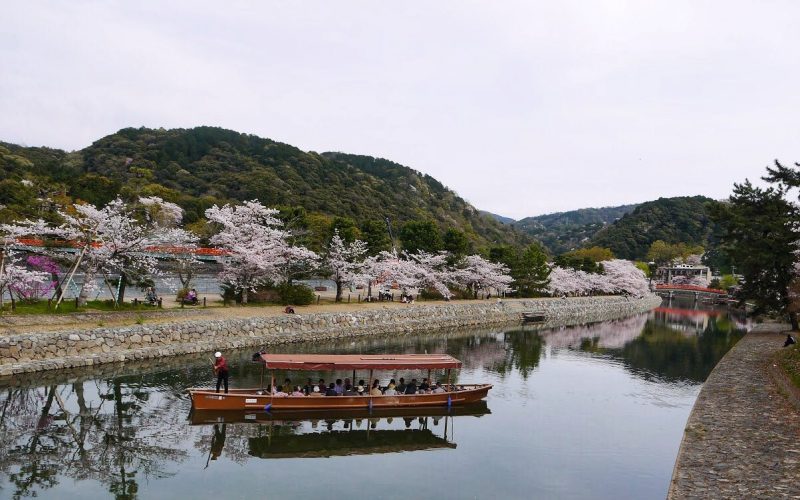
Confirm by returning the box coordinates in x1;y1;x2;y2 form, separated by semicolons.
214;352;222;358
313;385;320;392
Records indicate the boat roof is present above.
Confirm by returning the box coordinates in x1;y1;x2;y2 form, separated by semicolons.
257;353;462;370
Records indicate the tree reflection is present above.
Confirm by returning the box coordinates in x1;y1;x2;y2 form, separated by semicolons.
0;374;191;499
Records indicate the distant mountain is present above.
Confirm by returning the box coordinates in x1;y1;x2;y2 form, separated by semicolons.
515;204;639;254
480;211;516;225
0;126;527;250
589;196;716;260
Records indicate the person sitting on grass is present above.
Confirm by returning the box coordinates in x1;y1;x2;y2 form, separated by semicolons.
184;288;198;305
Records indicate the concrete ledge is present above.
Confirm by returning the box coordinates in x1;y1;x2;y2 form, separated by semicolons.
0;295;661;376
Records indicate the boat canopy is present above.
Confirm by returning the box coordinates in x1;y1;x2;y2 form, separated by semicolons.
257;353;462;371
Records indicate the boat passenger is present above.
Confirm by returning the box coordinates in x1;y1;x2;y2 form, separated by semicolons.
357;385;365;395
310;385;323;397
283;378;292;393
357;380;366;393
370;379;382;396
334;379;344;395
419;378;430;392
396;378;406;393
303;378;315;395
291;386;305;397
317;379;326;393
432;381;446;393
343;384;358;396
325;383;338;396
404;379;418;395
274;387;289;397
384;383;397;396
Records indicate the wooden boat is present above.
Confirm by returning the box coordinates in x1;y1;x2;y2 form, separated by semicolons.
188;353;491;411
522;311;547;323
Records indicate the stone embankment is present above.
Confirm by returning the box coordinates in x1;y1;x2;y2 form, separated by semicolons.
0;295;661;376
668;324;800;498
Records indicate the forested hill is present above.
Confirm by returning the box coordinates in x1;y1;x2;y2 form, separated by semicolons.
0;126;525;249
514;204;639;254
588;196;717;260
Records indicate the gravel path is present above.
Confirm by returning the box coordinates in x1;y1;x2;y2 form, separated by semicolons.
668;323;800;499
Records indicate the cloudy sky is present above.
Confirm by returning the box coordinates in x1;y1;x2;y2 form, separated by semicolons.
2;1;798;219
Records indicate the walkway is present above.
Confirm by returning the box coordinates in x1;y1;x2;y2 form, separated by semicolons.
668;324;800;498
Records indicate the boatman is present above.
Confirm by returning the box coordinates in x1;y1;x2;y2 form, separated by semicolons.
213;351;229;394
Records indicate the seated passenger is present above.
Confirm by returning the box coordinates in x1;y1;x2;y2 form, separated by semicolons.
317;378;326;394
343;384;358;396
384;384;397;396
303;378;315;395
334;379;344;395
291;386;305;397
432;381;446;393
310;385;323;397
370;379;382;396
356;385;365;396
273;387;289;397
396;378;406;393
357;380;366;394
325;383;338;396
419;378;430;392
404;378;418;395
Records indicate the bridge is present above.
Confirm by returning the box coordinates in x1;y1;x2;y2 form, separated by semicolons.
654;284;728;302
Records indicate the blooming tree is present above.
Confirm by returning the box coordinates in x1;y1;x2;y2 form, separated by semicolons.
0;252;50;310
602;259;651;297
450;254;513;298
324;230;368;302
54;197;194;306
206;200;316;304
404;250;453;298
547;259;650;297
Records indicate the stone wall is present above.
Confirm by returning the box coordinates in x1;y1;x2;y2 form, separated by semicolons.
0;295;662;376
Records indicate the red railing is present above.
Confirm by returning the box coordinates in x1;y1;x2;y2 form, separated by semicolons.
13;238;229;256
655;284;726;294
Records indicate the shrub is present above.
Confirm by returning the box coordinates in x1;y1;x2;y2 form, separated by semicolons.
277;283;315;305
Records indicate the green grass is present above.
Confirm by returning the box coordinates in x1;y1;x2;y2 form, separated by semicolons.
0;299;164;315
778;344;800;389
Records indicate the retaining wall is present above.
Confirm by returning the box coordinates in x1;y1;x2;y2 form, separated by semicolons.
0;295;662;376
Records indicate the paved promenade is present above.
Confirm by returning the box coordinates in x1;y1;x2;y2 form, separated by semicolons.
668;324;800;499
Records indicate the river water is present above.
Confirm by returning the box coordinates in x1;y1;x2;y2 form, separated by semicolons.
0;300;747;499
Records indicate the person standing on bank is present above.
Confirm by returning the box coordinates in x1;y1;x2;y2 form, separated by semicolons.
213;351;229;393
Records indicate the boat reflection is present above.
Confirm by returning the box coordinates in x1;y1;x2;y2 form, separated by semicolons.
191;402;490;460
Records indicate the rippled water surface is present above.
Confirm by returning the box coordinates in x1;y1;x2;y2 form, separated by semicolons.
0;301;747;499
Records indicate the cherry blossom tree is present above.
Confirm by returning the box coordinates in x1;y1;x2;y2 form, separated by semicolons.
206;201;316;304
405;250;453;299
53;197;197;306
450;254;513;298
0;252;50;310
323;230;368;302
601;259;651;297
547;259;650;297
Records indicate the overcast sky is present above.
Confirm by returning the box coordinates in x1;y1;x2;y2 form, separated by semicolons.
2;1;798;219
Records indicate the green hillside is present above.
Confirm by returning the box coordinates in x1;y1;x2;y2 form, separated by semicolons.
515;204;639;254
588;196;716;260
0;126;526;250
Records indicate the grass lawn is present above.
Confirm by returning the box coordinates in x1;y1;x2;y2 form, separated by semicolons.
778;343;800;389
0;299;165;315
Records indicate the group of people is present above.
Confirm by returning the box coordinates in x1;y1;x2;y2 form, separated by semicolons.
268;376;448;397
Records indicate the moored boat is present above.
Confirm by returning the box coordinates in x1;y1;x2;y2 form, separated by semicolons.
188;353;492;411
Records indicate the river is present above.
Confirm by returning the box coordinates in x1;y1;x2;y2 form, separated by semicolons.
0;300;747;499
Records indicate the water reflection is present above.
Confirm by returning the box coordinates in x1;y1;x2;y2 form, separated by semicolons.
0;301;747;499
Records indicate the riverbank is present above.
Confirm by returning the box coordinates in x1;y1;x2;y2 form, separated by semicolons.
668;323;800;498
0;295;661;376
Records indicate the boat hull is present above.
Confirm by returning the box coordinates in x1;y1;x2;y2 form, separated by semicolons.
188;384;492;411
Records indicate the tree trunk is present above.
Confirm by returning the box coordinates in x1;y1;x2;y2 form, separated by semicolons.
241;288;248;305
790;311;799;331
77;268;96;307
335;278;343;302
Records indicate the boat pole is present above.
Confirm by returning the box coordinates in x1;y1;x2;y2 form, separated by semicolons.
368;369;374;412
